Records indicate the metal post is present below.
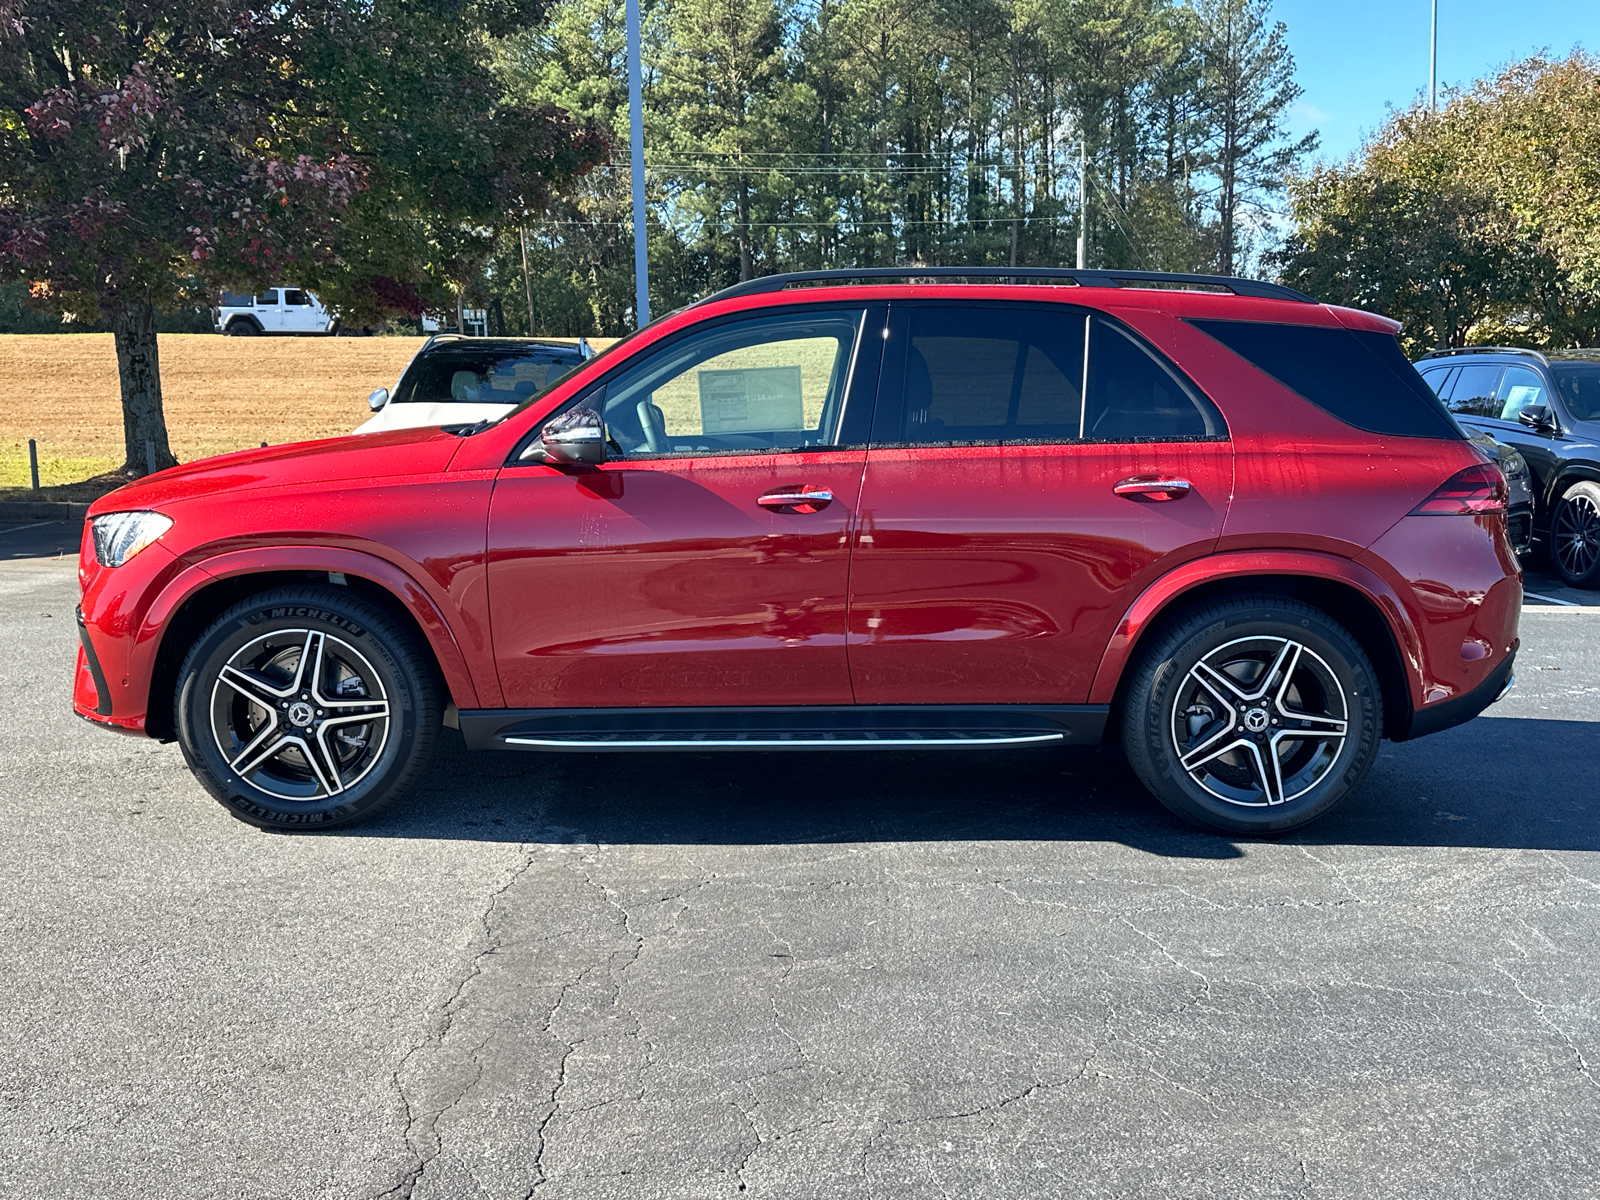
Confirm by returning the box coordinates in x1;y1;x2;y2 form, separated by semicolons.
520;228;537;336
1430;0;1438;110
627;0;651;327
144;439;156;476
28;438;39;490
1076;135;1087;270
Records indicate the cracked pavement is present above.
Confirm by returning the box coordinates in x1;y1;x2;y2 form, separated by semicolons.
1;549;1597;1198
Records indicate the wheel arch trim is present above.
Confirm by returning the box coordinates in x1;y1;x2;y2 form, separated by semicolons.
141;546;482;715
1088;551;1424;723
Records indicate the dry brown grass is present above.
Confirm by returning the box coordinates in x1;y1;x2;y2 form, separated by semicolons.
0;333;424;486
0;332;604;490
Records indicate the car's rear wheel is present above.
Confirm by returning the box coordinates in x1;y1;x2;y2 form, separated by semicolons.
1120;596;1381;835
225;319;259;336
1552;481;1600;588
175;586;438;830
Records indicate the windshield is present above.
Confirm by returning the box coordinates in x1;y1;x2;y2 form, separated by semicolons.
490;327;648;426
394;343;586;406
1552;362;1600;422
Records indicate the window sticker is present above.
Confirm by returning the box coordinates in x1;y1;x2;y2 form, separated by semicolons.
698;365;805;433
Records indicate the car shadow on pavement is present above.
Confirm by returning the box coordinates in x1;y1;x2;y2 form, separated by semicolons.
338;714;1600;858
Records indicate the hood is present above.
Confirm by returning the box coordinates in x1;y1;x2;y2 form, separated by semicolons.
88;426;464;517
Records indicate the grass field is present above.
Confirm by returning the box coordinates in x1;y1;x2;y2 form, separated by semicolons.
0;333;426;489
0;331;616;494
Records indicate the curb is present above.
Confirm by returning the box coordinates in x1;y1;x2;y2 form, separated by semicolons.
0;501;90;523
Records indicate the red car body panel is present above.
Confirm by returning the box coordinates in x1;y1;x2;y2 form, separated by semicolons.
486;449;865;707
846;439;1232;704
74;281;1521;748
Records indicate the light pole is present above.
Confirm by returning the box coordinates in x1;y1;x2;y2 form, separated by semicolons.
1076;135;1087;270
627;0;650;326
1430;0;1438;110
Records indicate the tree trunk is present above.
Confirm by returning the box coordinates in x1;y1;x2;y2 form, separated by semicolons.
737;174;754;281
112;299;176;477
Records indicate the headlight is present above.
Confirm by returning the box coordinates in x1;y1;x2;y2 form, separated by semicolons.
1499;451;1529;480
91;511;173;567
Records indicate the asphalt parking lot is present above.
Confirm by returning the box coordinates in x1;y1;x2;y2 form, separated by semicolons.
1;520;1596;1199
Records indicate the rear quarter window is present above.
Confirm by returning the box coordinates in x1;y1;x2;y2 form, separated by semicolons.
1189;319;1462;439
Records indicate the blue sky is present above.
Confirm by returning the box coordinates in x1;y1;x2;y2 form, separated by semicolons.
1272;0;1595;163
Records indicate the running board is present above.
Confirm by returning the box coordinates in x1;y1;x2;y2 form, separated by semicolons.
457;705;1109;753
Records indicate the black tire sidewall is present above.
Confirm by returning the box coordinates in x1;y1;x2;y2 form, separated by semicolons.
1553;482;1600;588
1123;600;1381;835
175;591;433;829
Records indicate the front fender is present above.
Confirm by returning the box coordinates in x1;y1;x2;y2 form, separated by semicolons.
1087;550;1425;711
140;546;485;716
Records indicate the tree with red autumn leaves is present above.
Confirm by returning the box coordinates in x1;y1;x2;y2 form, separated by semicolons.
0;0;606;475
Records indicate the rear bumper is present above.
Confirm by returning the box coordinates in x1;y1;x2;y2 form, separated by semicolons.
1401;645;1517;740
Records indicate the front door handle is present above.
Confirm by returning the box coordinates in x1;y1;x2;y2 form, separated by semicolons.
1114;475;1192;501
758;488;833;513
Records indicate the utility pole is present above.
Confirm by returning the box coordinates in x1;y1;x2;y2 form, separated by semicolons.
1430;0;1438;110
627;0;650;327
1076;135;1088;270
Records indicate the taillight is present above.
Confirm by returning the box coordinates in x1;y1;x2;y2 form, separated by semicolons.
1411;464;1508;515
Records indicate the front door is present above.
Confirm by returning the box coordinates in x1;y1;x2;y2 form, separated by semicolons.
487;305;882;709
847;302;1234;705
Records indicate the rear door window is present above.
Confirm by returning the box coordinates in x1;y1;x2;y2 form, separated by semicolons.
1446;364;1505;418
875;305;1221;444
1190;319;1461;438
1418;365;1457;398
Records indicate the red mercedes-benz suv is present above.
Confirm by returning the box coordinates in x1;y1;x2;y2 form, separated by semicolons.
73;268;1521;835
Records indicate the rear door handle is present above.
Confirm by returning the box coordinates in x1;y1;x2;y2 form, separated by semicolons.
1114;475;1191;501
758;488;833;513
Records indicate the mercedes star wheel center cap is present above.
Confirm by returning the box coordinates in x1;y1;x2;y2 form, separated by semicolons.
1243;707;1270;733
288;701;315;728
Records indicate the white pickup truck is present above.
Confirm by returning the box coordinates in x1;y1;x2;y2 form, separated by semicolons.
214;288;338;335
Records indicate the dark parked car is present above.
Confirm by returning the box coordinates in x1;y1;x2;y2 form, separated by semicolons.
1416;348;1600;585
1462;427;1534;556
77;268;1522;838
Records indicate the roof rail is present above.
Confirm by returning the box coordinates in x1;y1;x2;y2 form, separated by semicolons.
1416;346;1550;365
696;267;1315;307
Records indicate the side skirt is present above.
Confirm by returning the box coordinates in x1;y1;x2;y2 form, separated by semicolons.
456;704;1110;753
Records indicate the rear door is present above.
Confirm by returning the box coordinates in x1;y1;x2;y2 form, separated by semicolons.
256;288;283;331
846;301;1233;705
488;305;882;709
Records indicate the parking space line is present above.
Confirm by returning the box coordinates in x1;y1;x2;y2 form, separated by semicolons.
1524;591;1580;606
0;520;61;535
1522;604;1600;614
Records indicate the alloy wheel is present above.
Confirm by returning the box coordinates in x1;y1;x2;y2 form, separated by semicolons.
1169;635;1349;808
1554;492;1600;580
209;629;390;801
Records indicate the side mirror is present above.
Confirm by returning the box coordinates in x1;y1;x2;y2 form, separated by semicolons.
1517;404;1556;432
530;407;606;465
367;387;390;412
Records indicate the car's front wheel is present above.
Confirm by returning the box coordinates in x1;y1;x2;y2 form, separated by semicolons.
175;586;438;830
1120;595;1382;835
1552;480;1600;588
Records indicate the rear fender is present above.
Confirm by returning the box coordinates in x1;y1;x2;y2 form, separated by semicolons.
1088;550;1425;715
